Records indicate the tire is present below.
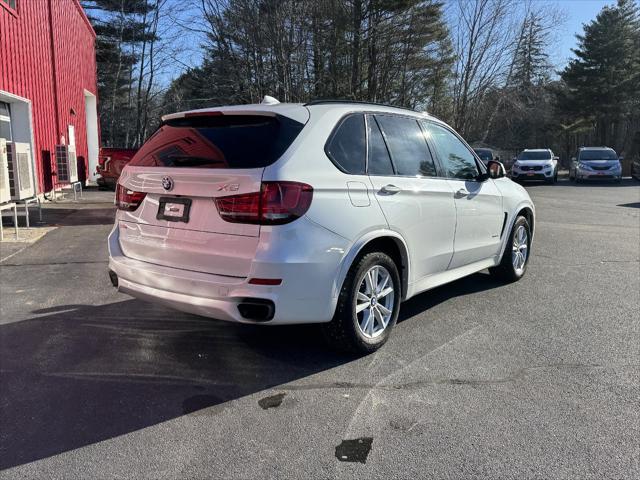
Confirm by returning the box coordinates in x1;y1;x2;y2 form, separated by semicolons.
489;216;531;283
322;251;401;354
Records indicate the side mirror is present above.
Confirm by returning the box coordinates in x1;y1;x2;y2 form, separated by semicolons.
571;157;576;162
487;160;506;179
553;156;559;161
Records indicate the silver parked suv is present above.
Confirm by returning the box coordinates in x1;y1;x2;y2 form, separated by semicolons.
108;99;535;353
569;147;622;182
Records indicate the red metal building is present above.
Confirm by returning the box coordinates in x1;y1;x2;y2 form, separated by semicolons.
0;0;99;193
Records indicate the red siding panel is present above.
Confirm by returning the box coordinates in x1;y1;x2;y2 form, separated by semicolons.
0;0;98;193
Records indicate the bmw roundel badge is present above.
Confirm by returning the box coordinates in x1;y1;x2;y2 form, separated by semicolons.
161;176;174;192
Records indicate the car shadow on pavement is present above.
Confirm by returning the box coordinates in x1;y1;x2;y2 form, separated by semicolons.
0;272;502;470
0;300;355;470
398;271;503;322
563;179;639;187
514;179;639;188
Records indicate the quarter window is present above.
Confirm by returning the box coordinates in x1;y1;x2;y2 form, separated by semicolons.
326;114;366;174
423;122;479;180
367;116;394;175
376;115;437;177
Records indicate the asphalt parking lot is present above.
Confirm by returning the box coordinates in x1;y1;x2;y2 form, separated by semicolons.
1;180;639;479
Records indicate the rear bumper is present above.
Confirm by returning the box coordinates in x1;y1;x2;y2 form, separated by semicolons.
107;219;348;325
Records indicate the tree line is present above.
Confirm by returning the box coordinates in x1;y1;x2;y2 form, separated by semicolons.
84;0;640;164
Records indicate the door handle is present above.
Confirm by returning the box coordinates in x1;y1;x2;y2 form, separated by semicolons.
380;184;401;194
455;188;469;198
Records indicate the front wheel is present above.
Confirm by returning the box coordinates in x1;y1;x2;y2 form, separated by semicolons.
489;216;531;282
322;252;401;353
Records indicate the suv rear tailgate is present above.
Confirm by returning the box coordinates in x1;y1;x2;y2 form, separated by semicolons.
115;110;307;277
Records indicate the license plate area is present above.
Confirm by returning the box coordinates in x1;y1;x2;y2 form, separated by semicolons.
157;197;192;223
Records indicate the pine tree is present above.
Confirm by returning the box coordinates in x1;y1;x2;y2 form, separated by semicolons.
560;0;640;146
162;0;453;113
81;0;158;147
511;12;551;90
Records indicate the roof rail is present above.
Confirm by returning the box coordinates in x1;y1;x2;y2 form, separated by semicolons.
304;99;420;113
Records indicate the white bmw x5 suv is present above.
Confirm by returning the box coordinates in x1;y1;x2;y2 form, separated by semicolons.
108;100;535;353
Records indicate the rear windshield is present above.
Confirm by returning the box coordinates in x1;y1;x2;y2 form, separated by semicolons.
579;149;618;160
129;114;304;169
517;151;551;160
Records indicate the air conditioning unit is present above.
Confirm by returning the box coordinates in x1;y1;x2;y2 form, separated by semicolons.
6;141;35;200
0;138;11;204
55;144;78;184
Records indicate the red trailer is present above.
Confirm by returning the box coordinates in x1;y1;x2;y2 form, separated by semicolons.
0;0;99;194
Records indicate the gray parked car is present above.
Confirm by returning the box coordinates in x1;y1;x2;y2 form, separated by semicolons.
569;147;622;183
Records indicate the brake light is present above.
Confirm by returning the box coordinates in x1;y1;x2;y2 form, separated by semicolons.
215;181;313;225
116;184;147;211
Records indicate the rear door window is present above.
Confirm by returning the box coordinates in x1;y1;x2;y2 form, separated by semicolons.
129;114;304;169
375;115;437;177
367;116;394;175
326;114;366;174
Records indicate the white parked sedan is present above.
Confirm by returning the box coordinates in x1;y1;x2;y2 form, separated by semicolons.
108;99;535;353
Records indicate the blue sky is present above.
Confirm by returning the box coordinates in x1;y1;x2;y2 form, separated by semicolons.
555;0;615;65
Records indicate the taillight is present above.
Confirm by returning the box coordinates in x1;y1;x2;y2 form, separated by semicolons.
215;181;313;225
116;184;147;211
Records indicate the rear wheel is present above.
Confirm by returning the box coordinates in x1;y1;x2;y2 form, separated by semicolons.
323;252;401;354
489;216;531;282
